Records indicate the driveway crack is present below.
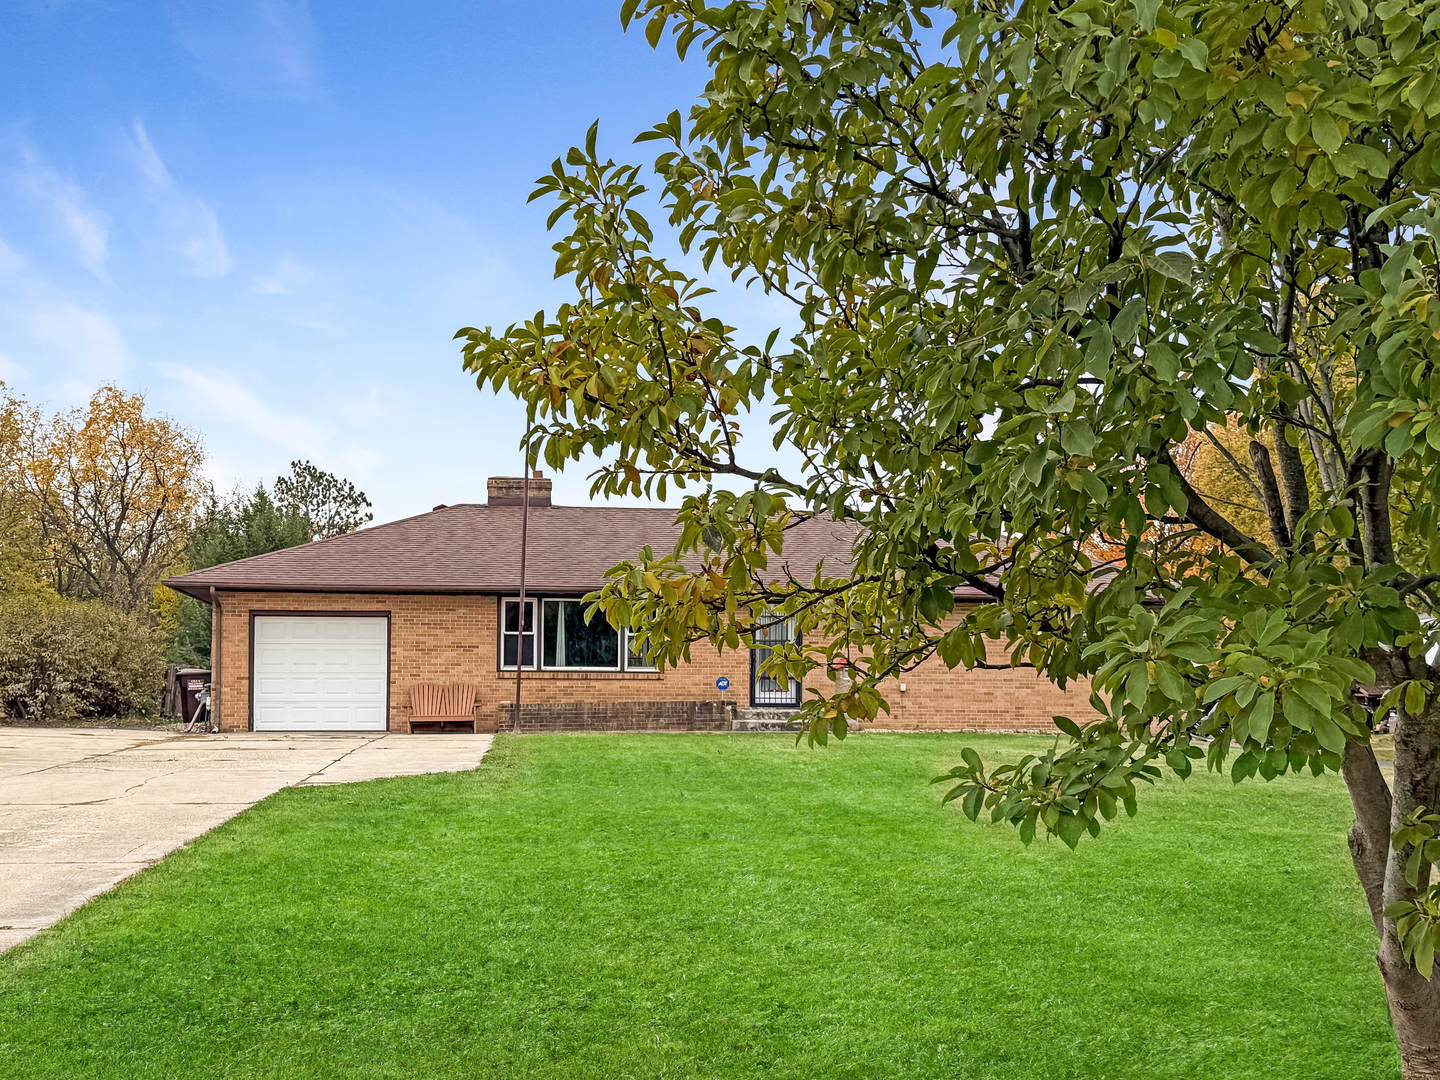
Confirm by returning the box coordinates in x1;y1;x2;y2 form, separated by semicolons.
295;734;388;786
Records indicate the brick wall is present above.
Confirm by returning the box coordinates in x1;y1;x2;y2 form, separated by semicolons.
853;610;1100;733
211;591;747;733
860;640;1098;733
498;700;732;732
210;591;1098;735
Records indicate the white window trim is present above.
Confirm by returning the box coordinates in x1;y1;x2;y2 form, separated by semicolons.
624;629;657;672
499;597;538;671
500;597;657;673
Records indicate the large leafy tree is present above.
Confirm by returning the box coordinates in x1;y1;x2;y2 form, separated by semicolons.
8;385;207;616
459;0;1440;1069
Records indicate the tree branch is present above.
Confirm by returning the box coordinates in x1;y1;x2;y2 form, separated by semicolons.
1159;446;1275;568
1248;440;1292;551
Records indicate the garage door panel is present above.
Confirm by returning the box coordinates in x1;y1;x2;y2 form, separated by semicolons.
354;621;386;641
252;616;389;731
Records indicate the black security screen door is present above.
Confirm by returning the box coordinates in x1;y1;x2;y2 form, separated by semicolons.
750;617;801;707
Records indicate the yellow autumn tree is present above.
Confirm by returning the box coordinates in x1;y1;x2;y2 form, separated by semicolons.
0;389;46;596
1187;422;1273;553
13;385;207;615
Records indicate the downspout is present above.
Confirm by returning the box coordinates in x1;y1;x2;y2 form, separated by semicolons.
513;432;531;733
209;586;221;732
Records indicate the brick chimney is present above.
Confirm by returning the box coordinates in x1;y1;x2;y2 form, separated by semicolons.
487;472;552;507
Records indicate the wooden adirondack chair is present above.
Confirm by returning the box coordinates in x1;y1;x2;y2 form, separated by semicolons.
408;683;478;733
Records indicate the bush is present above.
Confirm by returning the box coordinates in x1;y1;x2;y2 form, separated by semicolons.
0;593;164;722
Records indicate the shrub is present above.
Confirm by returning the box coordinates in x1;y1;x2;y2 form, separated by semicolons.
0;593;164;722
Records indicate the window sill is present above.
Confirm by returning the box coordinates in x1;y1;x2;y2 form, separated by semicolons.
497;670;663;680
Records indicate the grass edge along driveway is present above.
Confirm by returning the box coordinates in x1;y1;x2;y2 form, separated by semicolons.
0;732;1397;1079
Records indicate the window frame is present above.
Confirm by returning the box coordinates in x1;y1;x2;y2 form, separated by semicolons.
499;595;655;673
541;597;622;672
625;630;658;672
499;597;538;671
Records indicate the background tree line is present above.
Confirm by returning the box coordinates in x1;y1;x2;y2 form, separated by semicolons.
0;382;371;723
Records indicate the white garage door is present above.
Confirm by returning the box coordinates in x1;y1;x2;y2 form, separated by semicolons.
252;616;389;731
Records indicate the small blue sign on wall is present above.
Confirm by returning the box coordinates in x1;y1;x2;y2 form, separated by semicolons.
716;676;730;691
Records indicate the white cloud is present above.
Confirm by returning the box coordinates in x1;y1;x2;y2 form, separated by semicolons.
255;253;314;295
334;382;384;421
158;363;326;455
172;0;321;98
129;121;232;278
21;300;130;380
0;350;26;381
0;229;129;386
0;235;24;275
9;144;108;276
156;362;382;479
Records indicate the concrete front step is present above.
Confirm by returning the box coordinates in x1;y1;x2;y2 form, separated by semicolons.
733;708;803;732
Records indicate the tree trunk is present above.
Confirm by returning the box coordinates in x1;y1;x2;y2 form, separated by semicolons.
1349;666;1440;1077
1384;958;1440;1079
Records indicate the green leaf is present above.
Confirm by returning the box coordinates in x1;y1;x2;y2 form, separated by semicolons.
1311;111;1343;155
1249;691;1276;744
1175;37;1209;69
1132;0;1161;30
1055;814;1085;849
1313;718;1347;755
1053;716;1083;739
1407;680;1429;715
1061;420;1097;457
1151;251;1193;283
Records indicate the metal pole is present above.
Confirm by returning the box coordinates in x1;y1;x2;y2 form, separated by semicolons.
513;430;532;733
209;586;221;733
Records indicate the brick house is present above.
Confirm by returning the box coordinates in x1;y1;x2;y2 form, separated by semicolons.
164;475;1092;734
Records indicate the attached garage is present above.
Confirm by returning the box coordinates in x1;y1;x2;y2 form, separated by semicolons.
251;614;390;731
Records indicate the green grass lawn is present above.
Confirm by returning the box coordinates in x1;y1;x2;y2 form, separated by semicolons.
0;733;1397;1078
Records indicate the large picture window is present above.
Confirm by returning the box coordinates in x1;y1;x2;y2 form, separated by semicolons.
501;598;653;672
543;599;618;669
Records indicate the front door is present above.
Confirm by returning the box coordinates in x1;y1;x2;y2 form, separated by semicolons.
749;616;801;707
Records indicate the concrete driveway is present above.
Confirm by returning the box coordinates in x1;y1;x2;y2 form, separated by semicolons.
0;727;492;954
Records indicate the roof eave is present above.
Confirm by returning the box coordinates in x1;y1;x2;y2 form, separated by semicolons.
160;580;610;602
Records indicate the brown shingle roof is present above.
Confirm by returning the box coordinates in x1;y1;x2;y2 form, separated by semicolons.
164;503;862;601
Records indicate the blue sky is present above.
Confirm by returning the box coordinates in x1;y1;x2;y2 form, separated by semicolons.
0;0;795;521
